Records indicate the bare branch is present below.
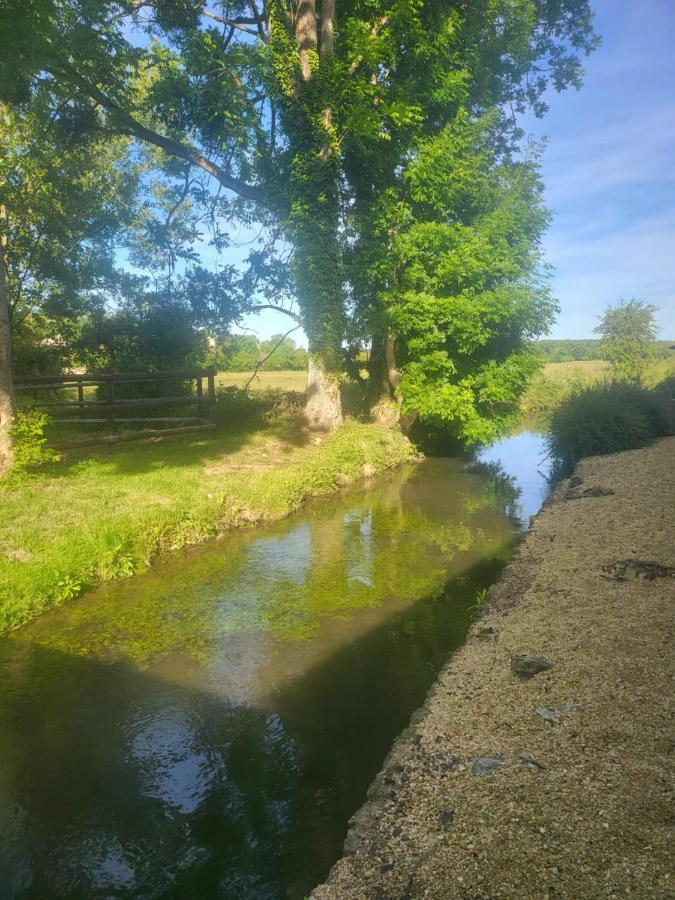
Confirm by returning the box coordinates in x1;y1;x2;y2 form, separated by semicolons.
203;9;266;41
249;303;302;324
242;324;302;391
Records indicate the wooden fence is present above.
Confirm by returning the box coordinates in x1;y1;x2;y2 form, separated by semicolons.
14;369;217;442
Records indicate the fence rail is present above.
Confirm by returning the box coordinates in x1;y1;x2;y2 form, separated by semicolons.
14;369;217;441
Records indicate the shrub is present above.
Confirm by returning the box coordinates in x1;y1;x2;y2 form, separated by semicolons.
546;380;672;478
9;409;59;473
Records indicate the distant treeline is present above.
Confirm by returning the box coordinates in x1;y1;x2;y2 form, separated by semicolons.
537;339;674;363
208;334;308;372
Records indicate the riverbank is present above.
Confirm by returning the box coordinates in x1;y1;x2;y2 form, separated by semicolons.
0;420;415;634
313;437;674;899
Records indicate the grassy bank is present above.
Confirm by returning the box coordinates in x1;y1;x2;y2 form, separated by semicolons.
521;358;675;417
0;406;415;634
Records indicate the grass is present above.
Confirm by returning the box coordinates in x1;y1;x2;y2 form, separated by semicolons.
521;358;675;417
215;370;307;392
546;379;673;478
0;390;415;634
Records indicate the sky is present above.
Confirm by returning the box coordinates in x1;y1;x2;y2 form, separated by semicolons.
521;0;675;339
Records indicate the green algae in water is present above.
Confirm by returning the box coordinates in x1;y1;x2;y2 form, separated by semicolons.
14;460;513;667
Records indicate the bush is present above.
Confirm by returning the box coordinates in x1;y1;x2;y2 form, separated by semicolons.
9;409;59;474
546;381;672;478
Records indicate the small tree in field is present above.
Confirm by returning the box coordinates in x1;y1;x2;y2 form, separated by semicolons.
595;299;659;382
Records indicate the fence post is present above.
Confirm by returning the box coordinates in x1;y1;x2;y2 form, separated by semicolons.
196;374;203;421
77;381;84;418
105;375;116;431
207;369;216;424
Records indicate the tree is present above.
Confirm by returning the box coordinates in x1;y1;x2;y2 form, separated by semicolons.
379;130;555;444
0;96;138;471
594;298;659;381
0;0;599;444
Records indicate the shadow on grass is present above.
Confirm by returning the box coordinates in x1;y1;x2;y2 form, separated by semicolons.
40;389;313;480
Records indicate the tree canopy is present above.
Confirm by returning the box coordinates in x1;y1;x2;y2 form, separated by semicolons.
0;0;600;468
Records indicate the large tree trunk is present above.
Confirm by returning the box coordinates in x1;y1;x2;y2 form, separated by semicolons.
289;0;344;431
0;239;14;474
368;332;402;427
305;354;343;431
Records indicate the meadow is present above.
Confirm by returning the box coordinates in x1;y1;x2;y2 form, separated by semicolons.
520;358;675;416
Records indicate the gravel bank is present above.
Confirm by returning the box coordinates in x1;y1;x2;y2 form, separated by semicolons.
313;438;674;899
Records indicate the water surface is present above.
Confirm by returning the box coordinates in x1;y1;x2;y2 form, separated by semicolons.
0;432;548;899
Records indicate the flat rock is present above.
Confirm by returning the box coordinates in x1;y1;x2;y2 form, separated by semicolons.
511;655;553;679
601;559;675;581
471;756;505;775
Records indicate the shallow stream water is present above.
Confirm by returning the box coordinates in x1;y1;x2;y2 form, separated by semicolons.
0;431;549;899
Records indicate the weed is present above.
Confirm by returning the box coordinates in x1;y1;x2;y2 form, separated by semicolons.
468;587;489;615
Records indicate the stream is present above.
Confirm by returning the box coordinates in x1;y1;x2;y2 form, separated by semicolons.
0;431;549;899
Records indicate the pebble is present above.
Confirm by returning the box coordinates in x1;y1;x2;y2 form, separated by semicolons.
471;756;505;775
511;655;553;679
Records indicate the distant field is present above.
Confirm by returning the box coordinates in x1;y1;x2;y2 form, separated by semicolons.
522;357;675;415
541;360;610;378
216;370;307;392
216;360;675;412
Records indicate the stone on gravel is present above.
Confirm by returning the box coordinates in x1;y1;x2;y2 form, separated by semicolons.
471;756;505;775
601;559;675;581
510;655;553;679
439;809;455;827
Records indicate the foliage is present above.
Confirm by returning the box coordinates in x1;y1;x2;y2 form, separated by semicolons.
546;380;672;478
8;408;59;474
0;0;598;440
537;339;602;361
594;298;659;382
386;131;555;444
0;98;137;352
208;334;308;372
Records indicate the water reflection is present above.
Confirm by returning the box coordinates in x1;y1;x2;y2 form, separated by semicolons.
0;445;544;899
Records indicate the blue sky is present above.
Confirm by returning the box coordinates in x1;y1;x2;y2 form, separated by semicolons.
522;0;675;339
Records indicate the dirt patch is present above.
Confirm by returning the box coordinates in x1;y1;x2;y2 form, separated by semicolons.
313;437;674;899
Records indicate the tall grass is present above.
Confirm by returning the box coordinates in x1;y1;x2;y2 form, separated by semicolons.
546;379;673;478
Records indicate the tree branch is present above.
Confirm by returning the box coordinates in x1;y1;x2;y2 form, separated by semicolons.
203;9;266;41
242;324;301;391
48;64;267;205
249;303;302;324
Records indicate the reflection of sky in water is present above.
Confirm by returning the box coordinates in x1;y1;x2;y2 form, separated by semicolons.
210;525;313;631
129;709;220;814
343;510;374;587
247;524;312;587
477;431;550;527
